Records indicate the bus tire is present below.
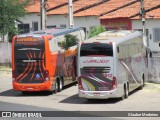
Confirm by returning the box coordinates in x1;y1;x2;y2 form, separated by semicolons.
125;83;129;99
121;87;125;100
121;84;128;100
58;77;63;92
54;80;58;94
140;75;145;90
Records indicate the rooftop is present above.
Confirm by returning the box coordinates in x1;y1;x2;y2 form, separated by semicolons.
25;0;160;19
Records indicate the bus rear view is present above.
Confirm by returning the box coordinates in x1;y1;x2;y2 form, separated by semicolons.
12;36;49;92
77;42;117;99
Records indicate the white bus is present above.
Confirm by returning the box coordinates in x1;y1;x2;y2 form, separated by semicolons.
77;30;147;100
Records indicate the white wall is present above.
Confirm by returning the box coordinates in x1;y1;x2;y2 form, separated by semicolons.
18;13;41;31
0;42;11;64
47;15;68;28
132;19;160;52
74;16;100;33
47;15;100;33
19;13;100;36
0;35;8;42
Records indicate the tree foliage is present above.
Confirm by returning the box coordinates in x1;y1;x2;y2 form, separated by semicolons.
88;25;106;38
0;0;30;42
60;34;79;50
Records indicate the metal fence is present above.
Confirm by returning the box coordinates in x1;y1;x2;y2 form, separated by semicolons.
0;42;12;65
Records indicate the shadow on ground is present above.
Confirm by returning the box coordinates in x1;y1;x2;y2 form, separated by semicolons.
0;89;52;97
59;93;121;104
60;85;142;104
0;82;78;97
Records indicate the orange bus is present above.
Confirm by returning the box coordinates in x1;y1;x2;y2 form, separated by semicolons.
12;28;85;94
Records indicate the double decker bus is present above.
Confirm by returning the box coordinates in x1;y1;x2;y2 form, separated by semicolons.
12;28;85;94
77;30;147;100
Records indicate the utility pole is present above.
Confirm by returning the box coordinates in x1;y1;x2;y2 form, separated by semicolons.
140;0;147;47
68;0;74;28
140;0;150;69
40;0;47;30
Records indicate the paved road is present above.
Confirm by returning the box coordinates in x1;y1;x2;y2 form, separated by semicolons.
0;101;57;111
0;102;158;120
0;67;160;120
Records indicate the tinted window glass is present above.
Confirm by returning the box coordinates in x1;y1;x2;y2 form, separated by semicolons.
14;37;45;73
16;59;44;73
80;43;113;56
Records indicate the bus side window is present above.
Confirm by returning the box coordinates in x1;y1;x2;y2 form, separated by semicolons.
49;38;55;52
79;30;86;41
81;28;86;40
57;37;61;47
119;45;125;59
129;39;134;57
57;35;65;50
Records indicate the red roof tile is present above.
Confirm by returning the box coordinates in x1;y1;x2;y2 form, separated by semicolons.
47;0;68;10
99;2;140;19
25;3;40;13
25;0;160;20
132;7;160;19
100;0;160;19
47;0;102;15
25;0;68;13
74;0;137;17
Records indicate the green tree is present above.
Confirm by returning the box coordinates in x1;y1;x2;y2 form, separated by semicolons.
88;25;106;38
0;0;30;42
61;34;79;50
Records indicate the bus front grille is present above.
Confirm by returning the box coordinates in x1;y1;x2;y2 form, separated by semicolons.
82;67;111;73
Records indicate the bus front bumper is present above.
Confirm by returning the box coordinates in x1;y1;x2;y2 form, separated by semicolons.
12;81;52;91
79;89;120;99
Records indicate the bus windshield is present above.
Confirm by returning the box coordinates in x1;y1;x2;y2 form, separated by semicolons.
13;37;46;83
80;43;113;56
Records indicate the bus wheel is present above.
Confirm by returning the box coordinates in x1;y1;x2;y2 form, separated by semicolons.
121;84;128;100
140;75;145;90
121;88;125;100
54;81;58;94
58;78;63;92
124;84;129;99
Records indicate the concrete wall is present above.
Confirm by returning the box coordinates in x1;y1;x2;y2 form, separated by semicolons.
74;16;100;33
0;35;8;42
18;14;100;35
47;15;100;33
16;13;41;32
132;19;160;52
0;42;12;64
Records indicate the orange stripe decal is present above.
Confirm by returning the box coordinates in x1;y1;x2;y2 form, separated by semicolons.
30;52;37;82
18;52;32;82
16;53;30;81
